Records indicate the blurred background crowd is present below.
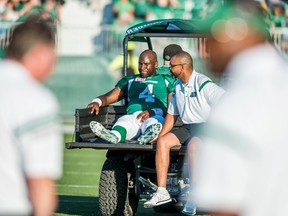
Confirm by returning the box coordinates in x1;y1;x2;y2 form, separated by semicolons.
109;0;288;28
0;0;65;23
1;0;288;28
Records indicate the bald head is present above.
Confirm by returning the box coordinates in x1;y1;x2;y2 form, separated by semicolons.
170;51;194;82
138;49;158;78
140;49;158;61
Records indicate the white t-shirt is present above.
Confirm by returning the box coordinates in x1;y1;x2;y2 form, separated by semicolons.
0;60;63;215
168;70;225;124
193;43;288;216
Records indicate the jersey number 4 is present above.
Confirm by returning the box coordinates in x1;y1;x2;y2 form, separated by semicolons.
139;84;155;103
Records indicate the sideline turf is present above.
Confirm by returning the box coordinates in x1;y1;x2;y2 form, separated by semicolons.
55;134;106;215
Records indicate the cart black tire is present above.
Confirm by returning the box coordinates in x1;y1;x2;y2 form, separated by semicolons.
99;157;138;216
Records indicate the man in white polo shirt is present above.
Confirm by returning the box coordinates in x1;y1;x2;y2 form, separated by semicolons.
0;16;62;216
144;51;225;215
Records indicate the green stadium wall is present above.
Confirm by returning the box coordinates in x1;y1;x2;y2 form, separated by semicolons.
45;55;117;118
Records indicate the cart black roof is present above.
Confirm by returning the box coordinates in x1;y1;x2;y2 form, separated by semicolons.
122;19;206;76
124;18;205;41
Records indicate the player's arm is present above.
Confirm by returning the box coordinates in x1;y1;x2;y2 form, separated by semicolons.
159;91;172;117
137;108;164;122
87;87;124;115
167;92;173;107
156;90;178;138
165;75;177;114
140;90;173;120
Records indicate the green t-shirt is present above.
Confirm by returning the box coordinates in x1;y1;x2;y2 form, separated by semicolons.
156;65;172;76
17;6;42;22
152;5;171;19
116;74;175;114
114;0;134;13
134;0;150;16
41;3;58;21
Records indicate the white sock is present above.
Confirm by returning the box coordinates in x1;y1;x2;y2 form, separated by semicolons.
157;187;169;195
111;130;121;142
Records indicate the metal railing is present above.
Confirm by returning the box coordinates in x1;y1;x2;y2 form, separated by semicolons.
270;27;288;57
0;22;13;50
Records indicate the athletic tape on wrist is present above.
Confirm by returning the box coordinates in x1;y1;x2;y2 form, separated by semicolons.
152;108;163;116
92;98;102;107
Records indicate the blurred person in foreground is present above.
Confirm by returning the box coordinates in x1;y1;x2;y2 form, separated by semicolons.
192;1;288;216
0;15;63;216
144;51;225;215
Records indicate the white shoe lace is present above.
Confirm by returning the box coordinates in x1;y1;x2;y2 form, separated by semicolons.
147;192;170;204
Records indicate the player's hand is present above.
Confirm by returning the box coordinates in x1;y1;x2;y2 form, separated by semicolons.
87;102;100;115
137;110;149;122
137;110;154;122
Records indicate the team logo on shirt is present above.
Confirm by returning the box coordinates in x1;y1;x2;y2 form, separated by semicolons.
190;92;197;97
134;78;146;82
134;77;158;84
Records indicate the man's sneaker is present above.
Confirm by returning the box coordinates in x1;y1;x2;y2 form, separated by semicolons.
138;123;162;144
90;121;119;144
181;200;196;216
144;191;172;208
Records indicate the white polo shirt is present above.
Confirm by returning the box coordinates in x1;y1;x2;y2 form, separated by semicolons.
193;44;288;216
0;60;63;215
167;70;225;124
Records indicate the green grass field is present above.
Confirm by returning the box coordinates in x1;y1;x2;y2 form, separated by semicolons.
55;134;105;216
55;134;207;216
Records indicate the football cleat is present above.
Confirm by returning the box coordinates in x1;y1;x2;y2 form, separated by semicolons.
138;123;162;144
90;121;119;144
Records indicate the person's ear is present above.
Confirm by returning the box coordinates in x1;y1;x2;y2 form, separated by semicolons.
155;61;158;68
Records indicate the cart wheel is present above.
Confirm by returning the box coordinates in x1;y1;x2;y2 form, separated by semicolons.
99;157;138;216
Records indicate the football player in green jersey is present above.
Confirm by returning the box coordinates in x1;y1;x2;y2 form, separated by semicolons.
88;49;176;144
